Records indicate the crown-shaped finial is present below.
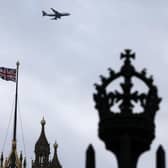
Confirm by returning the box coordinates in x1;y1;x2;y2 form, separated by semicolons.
93;49;161;117
93;50;162;168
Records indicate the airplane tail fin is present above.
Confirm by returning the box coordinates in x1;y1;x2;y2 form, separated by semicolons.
42;11;47;16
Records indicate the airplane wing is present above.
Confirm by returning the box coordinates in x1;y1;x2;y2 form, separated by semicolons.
51;17;57;20
50;8;59;14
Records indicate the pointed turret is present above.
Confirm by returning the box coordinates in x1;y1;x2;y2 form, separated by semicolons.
51;142;62;168
23;158;26;168
34;117;50;167
86;144;95;168
32;118;63;168
20;152;23;163
0;153;3;168
156;145;166;168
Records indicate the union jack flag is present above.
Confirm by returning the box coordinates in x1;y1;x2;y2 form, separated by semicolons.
0;67;16;82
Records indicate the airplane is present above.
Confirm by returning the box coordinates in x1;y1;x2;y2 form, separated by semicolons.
42;8;70;20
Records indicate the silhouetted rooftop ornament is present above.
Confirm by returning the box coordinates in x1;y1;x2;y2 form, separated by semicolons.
86;144;95;168
94;49;161;117
156;145;166;168
32;118;62;168
53;142;58;149
51;142;62;168
35;117;50;155
41;117;46;126
92;49;162;168
120;49;135;61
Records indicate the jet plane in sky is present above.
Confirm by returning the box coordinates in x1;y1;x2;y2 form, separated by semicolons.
42;8;70;20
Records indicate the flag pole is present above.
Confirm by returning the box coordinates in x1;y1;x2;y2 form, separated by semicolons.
13;61;20;144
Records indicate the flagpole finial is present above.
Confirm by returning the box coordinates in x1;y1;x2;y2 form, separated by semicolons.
16;61;20;67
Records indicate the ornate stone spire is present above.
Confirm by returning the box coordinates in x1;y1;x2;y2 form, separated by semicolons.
33;117;50;167
35;117;50;154
32;118;63;168
51;142;62;168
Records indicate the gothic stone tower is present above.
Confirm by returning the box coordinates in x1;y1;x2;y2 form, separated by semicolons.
90;49;164;168
32;118;62;168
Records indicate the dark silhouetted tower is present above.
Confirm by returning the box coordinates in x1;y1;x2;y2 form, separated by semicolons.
86;145;95;168
32;118;62;168
156;145;166;168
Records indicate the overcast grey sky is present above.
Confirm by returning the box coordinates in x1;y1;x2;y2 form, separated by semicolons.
0;0;168;168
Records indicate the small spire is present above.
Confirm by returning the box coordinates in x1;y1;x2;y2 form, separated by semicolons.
53;141;58;149
23;157;26;168
20;151;23;162
1;153;3;167
156;145;166;168
34;117;50;164
1;152;3;161
87;144;94;151
51;141;62;168
86;144;95;168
